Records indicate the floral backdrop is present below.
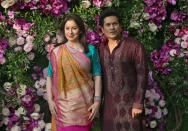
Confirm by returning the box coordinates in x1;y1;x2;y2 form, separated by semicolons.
0;0;187;131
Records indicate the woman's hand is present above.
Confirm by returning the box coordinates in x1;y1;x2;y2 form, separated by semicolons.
88;101;100;121
48;99;58;118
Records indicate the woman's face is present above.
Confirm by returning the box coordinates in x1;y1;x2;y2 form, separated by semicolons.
64;20;80;42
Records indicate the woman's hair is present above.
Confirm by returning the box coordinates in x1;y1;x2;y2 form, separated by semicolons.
58;14;89;53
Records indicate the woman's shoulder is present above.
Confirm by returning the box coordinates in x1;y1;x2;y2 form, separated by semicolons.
88;44;95;50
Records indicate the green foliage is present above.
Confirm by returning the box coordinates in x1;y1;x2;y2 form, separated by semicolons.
72;5;101;30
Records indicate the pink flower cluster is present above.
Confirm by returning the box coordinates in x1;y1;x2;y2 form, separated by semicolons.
92;0;113;8
0;84;47;130
38;0;72;17
0;39;9;64
150;40;180;74
144;0;167;29
86;30;101;45
32;66;48;100
170;9;187;22
144;71;168;130
11;19;36;60
174;26;188;62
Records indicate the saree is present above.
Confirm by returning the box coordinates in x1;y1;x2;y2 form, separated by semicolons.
49;44;94;131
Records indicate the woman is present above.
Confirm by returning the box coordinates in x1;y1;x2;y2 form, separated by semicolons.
46;14;102;131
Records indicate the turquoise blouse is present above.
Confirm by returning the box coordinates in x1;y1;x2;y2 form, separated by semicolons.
47;44;101;77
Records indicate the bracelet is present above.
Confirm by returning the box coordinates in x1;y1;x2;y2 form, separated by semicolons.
94;96;101;102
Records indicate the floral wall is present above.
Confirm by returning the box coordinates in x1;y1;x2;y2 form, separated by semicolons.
0;0;187;131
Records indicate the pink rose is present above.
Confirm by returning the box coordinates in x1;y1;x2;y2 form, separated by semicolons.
174;38;181;44
37;88;45;96
93;0;103;7
23;42;33;52
26;35;33;43
182;34;188;42
184;51;188;57
39;78;46;87
51;37;57;43
28;52;35;60
145;90;151;98
159;100;166;107
8;10;14;19
154;109;162;119
174;29;180;36
0;57;6;64
181;41;188;49
43;34;50;43
14;46;22;52
169;49;177;56
13;24;21;30
17;37;25;45
16;29;24;37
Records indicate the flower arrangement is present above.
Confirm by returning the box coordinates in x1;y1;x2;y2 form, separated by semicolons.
0;83;50;131
145;72;168;130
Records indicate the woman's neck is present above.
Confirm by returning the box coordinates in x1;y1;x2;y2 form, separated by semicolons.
68;40;81;48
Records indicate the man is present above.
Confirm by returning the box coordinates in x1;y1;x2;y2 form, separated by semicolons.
99;8;148;131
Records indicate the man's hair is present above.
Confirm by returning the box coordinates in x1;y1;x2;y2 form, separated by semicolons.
99;8;121;27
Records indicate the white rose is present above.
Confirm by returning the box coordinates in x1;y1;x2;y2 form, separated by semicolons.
145;108;152;115
15;110;21;117
1;1;10;8
16;87;26;97
3;82;12;91
10;125;21;131
23;116;29;120
162;108;168;115
33;127;41;131
104;0;112;7
26;35;34;43
169;49;177;57
38;120;45;129
45;123;51;131
39;78;46;87
24;0;31;3
142;13;150;20
2;117;9;125
80;0;91;8
43;34;50;43
2;107;10;116
30;112;40;120
149;120;157;128
17;106;27;115
34;104;40;113
35;81;40;89
148;23;158;32
130;21;140;29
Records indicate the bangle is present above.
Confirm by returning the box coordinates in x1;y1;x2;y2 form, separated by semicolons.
94;96;101;102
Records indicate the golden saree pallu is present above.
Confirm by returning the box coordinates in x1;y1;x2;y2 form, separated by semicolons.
50;45;94;131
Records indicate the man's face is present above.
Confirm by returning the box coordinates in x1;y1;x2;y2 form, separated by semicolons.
102;16;122;40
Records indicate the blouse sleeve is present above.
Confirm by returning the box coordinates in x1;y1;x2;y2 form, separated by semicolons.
91;46;101;76
47;60;53;77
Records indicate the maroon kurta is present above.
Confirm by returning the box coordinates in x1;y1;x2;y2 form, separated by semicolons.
99;36;148;131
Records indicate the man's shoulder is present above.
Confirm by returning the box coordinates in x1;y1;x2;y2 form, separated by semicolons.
123;37;143;47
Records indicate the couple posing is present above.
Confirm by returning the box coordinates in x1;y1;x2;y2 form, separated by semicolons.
46;8;148;131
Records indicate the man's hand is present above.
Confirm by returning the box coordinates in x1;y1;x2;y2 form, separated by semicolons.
132;108;142;118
